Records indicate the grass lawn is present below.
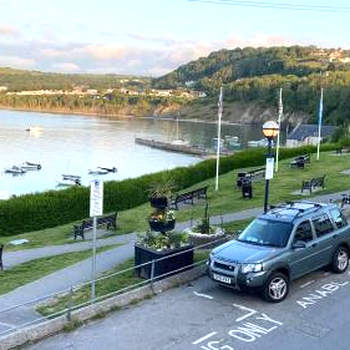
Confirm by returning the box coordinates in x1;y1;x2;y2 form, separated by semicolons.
117;151;350;233
0;244;121;296
3;151;350;251
37;249;214;317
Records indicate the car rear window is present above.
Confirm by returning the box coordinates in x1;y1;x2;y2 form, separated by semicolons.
312;214;334;237
329;208;347;229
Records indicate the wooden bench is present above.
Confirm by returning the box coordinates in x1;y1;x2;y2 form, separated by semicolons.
170;186;208;210
0;245;3;271
341;194;350;208
335;148;350;154
290;154;310;168
73;212;118;240
236;167;265;187
301;175;326;194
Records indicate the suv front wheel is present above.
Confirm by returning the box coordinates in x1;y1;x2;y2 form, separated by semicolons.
263;272;289;303
332;246;349;273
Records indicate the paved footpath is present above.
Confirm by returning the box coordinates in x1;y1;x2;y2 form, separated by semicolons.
0;189;347;333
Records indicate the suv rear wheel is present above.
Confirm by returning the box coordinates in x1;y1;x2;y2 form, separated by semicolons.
263;272;289;303
332;246;349;273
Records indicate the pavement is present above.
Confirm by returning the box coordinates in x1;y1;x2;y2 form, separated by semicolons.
3;232;135;269
0;189;348;336
24;266;350;350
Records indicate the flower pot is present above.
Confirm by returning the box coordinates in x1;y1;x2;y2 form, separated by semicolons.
134;243;194;279
150;196;168;209
184;226;225;248
149;219;176;232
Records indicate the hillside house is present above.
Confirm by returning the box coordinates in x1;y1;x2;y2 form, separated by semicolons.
286;123;336;148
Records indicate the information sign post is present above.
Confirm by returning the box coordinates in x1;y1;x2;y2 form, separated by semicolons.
90;179;103;300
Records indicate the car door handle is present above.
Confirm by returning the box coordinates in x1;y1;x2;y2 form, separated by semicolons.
311;243;318;248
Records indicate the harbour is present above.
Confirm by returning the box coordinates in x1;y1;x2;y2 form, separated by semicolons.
0;109;275;197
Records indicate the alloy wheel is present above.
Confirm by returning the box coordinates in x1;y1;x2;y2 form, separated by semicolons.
268;277;287;301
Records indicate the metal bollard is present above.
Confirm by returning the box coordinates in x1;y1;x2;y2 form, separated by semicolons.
150;260;155;292
66;286;73;321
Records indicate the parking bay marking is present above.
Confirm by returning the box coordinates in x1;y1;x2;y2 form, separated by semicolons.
296;281;349;309
300;280;315;289
193;332;218;345
193;304;283;349
193;291;214;300
232;304;257;322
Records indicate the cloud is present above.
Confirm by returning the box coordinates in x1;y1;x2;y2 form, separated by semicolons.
51;62;80;72
0;56;35;68
0;25;19;36
0;32;339;76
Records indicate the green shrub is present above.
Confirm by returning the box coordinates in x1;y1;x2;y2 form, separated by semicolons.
0;143;337;236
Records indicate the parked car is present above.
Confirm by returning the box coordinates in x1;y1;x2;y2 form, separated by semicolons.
208;201;350;302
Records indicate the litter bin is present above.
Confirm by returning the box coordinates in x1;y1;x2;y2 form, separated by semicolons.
242;178;252;199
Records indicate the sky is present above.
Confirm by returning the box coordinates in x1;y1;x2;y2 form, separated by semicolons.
0;0;349;76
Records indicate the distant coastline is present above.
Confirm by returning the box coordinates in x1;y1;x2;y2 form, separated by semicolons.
0;105;136;120
0;105;256;127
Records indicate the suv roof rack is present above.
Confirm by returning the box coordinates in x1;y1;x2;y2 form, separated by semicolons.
269;201;322;220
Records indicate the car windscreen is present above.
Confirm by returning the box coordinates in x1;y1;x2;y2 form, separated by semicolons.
237;218;292;247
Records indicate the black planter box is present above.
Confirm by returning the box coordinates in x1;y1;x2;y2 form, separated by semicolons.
148;219;176;232
150;196;168;209
134;243;194;279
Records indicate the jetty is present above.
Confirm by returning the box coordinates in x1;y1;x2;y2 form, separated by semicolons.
135;137;235;157
135;137;207;156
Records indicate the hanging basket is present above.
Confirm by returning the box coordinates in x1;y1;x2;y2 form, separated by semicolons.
149;196;168;209
148;219;176;232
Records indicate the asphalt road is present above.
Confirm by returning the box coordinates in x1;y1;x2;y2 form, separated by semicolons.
25;265;350;350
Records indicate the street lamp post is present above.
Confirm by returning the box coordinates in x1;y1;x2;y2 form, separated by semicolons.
262;121;279;213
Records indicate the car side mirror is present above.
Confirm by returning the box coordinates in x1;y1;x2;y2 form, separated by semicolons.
292;240;306;249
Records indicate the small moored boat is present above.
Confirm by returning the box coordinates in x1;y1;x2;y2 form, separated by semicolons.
98;167;117;173
21;161;42;170
57;175;81;187
62;174;81;180
88;168;109;175
4;166;26;175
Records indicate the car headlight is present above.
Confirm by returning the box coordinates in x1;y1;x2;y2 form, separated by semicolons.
207;252;214;265
241;263;263;274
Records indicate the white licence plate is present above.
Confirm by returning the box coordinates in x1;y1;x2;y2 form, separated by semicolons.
213;273;232;284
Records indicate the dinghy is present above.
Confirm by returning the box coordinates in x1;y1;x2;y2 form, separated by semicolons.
21;161;42;170
4;166;26;175
88;168;109;175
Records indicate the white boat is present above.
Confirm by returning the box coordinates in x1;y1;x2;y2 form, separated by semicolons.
56;177;81;187
62;174;81;180
248;139;270;148
98;167;117;173
21;161;42;170
171;139;190;146
26;126;43;133
224;135;239;142
5;166;26;174
89;168;109;175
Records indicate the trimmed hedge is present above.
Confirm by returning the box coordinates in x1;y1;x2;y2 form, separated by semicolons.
0;143;337;236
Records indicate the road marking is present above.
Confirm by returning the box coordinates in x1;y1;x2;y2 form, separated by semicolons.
300;280;315;289
193;291;214;300
0;321;15;328
192;332;218;345
232;304;257;322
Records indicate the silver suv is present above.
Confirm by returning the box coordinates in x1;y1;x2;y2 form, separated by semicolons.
208;201;350;302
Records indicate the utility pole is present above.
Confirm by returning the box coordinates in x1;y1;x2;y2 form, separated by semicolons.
215;87;223;191
275;88;283;172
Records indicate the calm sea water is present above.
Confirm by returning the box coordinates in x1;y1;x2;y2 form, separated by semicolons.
0;110;269;197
